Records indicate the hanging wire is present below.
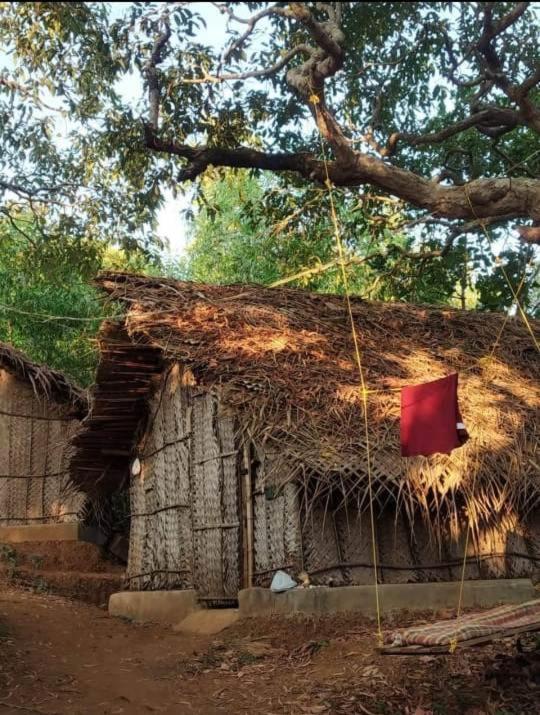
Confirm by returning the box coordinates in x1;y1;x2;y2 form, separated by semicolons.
0;301;120;323
308;91;383;646
463;190;539;353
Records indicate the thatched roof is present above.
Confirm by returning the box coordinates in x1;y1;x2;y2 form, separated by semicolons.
72;271;539;529
0;342;87;414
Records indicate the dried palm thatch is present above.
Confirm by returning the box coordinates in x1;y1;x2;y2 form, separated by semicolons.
0;342;87;413
76;271;539;536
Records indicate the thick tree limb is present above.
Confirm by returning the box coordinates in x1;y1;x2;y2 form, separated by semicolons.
288;2;343;60
478;2;529;49
144;124;319;180
144;125;540;223
144;2;540;239
386;106;521;156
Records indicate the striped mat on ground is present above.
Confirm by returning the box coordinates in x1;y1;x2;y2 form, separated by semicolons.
385;598;540;648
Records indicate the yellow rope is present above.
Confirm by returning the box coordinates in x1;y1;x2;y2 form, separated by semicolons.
449;203;538;653
277;96;537;655
464;191;539;353
448;521;471;654
482;262;534;366
309;93;383;646
497;261;540;352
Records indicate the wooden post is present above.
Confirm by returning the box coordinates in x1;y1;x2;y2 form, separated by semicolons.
242;442;254;589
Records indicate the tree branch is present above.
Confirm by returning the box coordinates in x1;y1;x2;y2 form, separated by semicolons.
288;2;343;60
479;2;529;46
182;44;313;84
515;225;540;245
0;178;73;202
144;2;540;241
0;75;63;113
145;17;171;130
519;65;540;97
476;2;540;132
386;106;521;156
143;124;321;181
213;3;292;63
144;123;540;225
0;207;38;248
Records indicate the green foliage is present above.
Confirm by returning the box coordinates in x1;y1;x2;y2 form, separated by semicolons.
476;246;539;316
186;170;539;314
186;170;410;297
0;1;537;346
0;544;17;566
0;2;164;253
32;576;50;594
1;2;538;254
0;216;159;386
0;543;17;581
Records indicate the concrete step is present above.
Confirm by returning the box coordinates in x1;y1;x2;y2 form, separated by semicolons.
239;579;538;618
0;540;124;573
4;567;124;607
0;523;105;544
108;590;240;632
174;608;239;635
109;589;197;625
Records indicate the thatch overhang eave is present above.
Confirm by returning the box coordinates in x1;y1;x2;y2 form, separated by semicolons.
0;342;88;415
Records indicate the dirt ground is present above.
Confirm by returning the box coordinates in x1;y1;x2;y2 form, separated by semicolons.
0;581;538;715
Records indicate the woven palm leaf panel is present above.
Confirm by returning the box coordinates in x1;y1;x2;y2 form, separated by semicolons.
251;456;427;586
299;499;540;585
298;505;415;585
0;368;85;525
252;453;302;587
128;367;194;591
127;366;243;599
271;477;540;585
191;391;242;599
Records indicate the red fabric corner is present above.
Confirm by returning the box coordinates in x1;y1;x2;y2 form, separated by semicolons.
400;373;468;457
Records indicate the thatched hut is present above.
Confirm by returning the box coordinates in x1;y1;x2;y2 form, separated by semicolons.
70;272;540;602
0;343;88;526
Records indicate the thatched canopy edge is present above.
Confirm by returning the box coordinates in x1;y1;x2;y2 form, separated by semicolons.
0;342;87;414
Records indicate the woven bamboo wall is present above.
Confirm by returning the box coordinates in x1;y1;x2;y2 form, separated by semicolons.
251;500;540;587
127;367;242;598
0;369;85;525
125;368;540;597
252;456;540;587
252;453;303;587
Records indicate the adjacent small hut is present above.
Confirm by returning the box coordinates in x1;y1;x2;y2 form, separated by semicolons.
70;272;540;602
0;343;88;526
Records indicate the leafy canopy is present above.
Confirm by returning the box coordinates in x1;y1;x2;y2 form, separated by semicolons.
0;2;538;312
186;169;539;314
0;216;160;385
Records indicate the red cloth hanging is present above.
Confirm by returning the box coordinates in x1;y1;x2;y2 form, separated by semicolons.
400;373;469;457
